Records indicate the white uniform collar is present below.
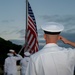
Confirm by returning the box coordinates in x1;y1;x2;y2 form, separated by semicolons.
44;43;58;48
42;43;65;53
42;43;60;52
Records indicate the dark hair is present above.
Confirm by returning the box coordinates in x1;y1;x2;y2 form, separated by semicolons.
44;31;61;35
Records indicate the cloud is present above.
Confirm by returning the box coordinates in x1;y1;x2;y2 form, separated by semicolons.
1;19;15;23
10;39;24;45
0;14;75;49
41;15;75;33
9;28;75;49
42;15;75;23
17;29;25;38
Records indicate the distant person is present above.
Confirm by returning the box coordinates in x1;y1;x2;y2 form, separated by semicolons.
20;52;31;75
4;49;22;75
25;22;75;75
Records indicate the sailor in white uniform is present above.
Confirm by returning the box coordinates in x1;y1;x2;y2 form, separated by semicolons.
25;22;75;75
4;49;22;75
20;52;31;75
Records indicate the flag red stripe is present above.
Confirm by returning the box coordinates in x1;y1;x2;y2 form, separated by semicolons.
28;16;36;30
28;24;37;37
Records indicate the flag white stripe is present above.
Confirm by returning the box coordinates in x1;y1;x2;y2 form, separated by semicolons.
28;34;33;45
28;24;37;37
28;15;36;29
27;38;35;52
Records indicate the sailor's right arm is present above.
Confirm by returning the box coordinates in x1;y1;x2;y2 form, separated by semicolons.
14;54;23;60
59;36;75;47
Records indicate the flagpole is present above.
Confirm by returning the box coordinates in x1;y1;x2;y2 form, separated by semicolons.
26;0;28;34
24;0;28;52
18;0;39;54
18;0;28;54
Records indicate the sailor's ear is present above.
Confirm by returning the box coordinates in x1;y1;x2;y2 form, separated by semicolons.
44;34;46;40
58;35;61;40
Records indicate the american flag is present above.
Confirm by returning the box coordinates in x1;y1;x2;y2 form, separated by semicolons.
24;2;39;54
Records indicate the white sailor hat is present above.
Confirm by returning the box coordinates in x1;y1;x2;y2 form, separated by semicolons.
9;49;15;53
24;52;31;56
41;22;64;34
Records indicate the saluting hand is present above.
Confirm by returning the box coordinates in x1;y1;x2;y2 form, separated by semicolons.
59;35;75;47
59;36;69;44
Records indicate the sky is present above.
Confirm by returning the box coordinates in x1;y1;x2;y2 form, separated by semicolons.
0;0;75;49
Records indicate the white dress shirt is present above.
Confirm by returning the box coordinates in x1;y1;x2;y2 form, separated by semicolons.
20;57;30;75
4;54;22;75
26;43;75;75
